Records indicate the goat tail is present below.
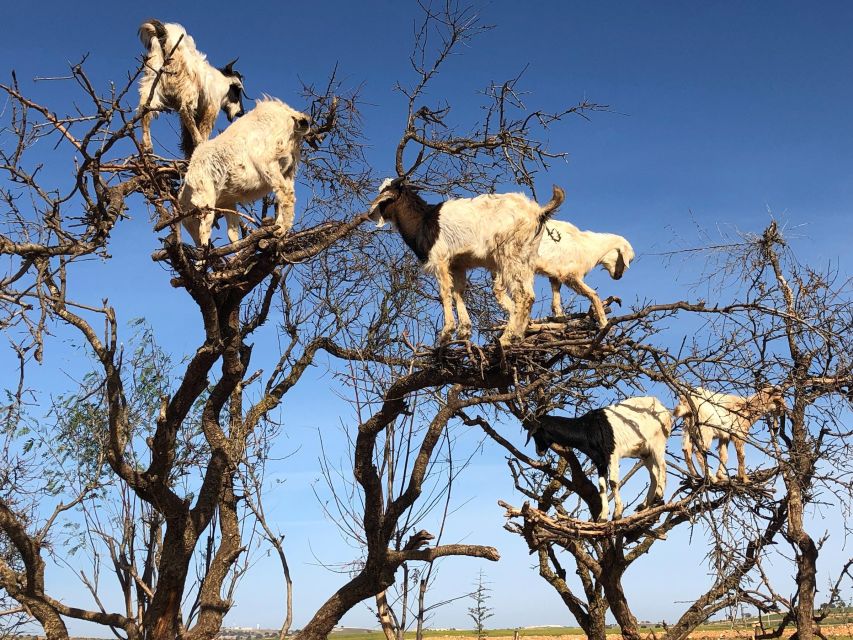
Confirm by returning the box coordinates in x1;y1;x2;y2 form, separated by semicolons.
179;121;196;159
535;185;565;236
139;20;169;53
539;184;565;224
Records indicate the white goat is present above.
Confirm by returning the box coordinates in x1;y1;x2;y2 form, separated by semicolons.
177;97;311;246
525;396;672;521
536;220;635;327
674;386;786;483
368;178;565;345
138;19;246;157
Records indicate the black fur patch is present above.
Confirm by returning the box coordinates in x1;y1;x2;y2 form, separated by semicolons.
385;188;442;263
536;409;616;476
613;252;625;279
179;124;195;159
151;19;168;51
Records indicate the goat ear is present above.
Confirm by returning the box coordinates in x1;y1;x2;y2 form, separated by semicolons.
387;176;406;191
368;187;398;219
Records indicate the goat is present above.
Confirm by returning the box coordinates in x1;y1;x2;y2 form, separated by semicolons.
536;220;635;327
138;19;246;157
177;97;311;246
674;386;786;483
524;396;672;521
368;178;564;345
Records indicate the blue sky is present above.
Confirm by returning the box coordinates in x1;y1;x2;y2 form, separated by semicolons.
2;0;853;636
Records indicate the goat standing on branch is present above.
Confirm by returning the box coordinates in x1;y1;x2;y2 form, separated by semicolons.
675;386;786;483
524;396;673;521
138;19;246;157
178;97;311;246
368;178;564;345
536;220;635;327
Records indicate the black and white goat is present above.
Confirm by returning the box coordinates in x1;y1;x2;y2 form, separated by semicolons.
674;386;786;483
536;220;635;327
525;396;672;520
138;19;246;157
178;97;311;246
368;178;565;345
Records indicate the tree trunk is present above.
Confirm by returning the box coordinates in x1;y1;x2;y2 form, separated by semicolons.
416;576;428;640
376;590;398;640
297;562;395;640
585;600;608;640
793;534;819;640
600;541;640;640
786;401;818;640
145;518;195;640
21;598;70;640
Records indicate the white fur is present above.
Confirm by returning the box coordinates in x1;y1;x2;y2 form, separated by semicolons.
536;220;635;327
369;182;564;345
674;386;786;483
530;396;672;521
137;21;243;155
177;97;310;245
601;397;672;520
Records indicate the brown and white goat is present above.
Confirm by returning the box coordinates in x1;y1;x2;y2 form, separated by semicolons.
536;220;635;327
178;97;310;246
674;386;786;483
368;178;565;345
138;19;246;157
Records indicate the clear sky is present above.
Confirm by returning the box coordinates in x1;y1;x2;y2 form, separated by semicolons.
2;0;852;636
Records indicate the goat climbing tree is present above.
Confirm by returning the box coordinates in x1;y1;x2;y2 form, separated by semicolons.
1;5;851;640
485;222;853;640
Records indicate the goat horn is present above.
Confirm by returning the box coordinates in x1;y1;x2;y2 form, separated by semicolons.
222;58;239;75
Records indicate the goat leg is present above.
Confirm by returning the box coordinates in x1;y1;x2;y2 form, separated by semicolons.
451;265;472;340
179;105;205;153
567;276;608;328
272;182;296;236
549;277;564;317
434;262;456;344
140;110;155;153
734;438;750;483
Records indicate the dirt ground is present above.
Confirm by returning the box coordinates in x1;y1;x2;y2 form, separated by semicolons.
688;626;853;640
437;627;853;640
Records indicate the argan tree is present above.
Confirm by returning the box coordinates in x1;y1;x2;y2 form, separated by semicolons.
489;222;851;640
0;4;602;640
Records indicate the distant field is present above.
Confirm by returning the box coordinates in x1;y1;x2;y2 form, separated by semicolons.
208;616;853;640
324;617;853;640
329;629;585;640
